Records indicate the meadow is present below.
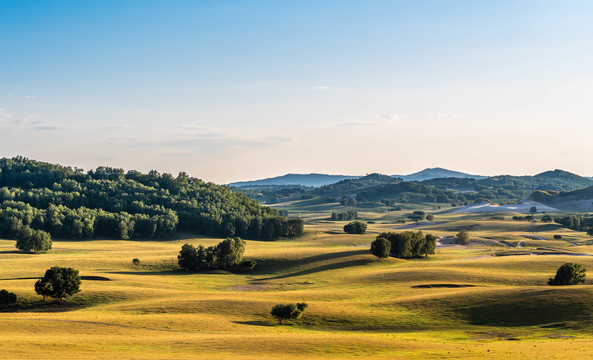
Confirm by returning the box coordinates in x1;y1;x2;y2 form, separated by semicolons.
1;206;593;359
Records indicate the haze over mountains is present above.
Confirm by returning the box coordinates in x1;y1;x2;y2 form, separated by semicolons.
229;167;591;188
229;168;484;187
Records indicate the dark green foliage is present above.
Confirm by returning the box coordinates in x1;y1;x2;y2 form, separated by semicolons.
541;215;554;223
271;302;308;324
14;223;52;253
426;214;435;221
375;231;436;258
553;235;563;240
177;237;246;271
555;215;593;234
0;289;17;306
132;258;140;265
548;263;586;285
237;259;257;273
330;211;357;221
35;266;81;301
343;221;367;234
456;230;470;245
370;238;390;259
0;157;301;241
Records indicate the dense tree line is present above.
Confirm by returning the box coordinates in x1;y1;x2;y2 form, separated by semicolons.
374;231;436;258
0;157;302;240
554;215;593;235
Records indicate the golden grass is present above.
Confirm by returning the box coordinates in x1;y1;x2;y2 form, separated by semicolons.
1;213;593;359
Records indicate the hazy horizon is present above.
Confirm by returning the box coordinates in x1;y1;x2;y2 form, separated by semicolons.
2;1;593;183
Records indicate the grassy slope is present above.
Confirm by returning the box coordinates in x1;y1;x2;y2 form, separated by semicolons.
1;214;593;359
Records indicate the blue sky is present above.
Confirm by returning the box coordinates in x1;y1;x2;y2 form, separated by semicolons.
1;1;593;183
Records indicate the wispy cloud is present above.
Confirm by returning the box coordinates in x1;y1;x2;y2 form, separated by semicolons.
0;108;69;131
106;125;293;154
334;113;405;127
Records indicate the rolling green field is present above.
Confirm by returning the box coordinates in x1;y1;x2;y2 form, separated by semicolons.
2;210;593;359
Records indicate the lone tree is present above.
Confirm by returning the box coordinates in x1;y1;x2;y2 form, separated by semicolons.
344;221;367;234
370;238;391;260
548;263;586;285
271;302;308;324
456;230;470;245
426;214;435;222
553;235;563;240
0;289;17;307
35;266;81;302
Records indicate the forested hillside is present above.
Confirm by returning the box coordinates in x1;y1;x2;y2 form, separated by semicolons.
423;170;593;202
0;157;302;240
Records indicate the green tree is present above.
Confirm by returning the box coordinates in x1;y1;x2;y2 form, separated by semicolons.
15;226;52;253
0;289;17;306
34;266;81;302
425;214;435;222
370;238;391;260
344;221;367;234
270;302;308;324
214;237;245;269
548;263;586;285
553;235;563;240
456;230;470;245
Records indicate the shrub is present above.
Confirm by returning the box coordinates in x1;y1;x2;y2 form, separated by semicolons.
553;235;562;240
344;221;367;234
271;302;308;324
0;289;17;306
456;230;470;245
237;259;257;273
425;214;435;222
35;266;81;302
548;263;586;285
370;238;391;260
132;258;140;266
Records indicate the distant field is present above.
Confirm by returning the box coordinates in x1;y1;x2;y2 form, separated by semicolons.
1;211;593;359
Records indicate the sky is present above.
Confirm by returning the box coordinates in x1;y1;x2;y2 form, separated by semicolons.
1;0;593;183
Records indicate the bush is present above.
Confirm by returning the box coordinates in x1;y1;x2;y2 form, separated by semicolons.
553;235;562;240
548;263;586;285
456;230;470;245
237;259;257;273
370;238;390;260
271;302;308;324
344;221;367;234
132;258;140;266
425;214;434;222
35;266;81;302
0;289;17;306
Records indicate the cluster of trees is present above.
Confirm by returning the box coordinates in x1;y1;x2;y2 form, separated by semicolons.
0;157;303;240
372;231;436;259
270;302;308;324
343;221;366;234
177;237;247;271
555;215;593;235
0;212;53;253
330;211;358;221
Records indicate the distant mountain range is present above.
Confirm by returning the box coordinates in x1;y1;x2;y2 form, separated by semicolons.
229;168;484;188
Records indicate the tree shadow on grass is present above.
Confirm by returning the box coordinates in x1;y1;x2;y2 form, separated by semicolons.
232;320;274;327
259;258;374;281
251;249;371;275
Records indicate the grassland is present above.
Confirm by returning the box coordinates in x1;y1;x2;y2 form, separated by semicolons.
2;208;593;359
